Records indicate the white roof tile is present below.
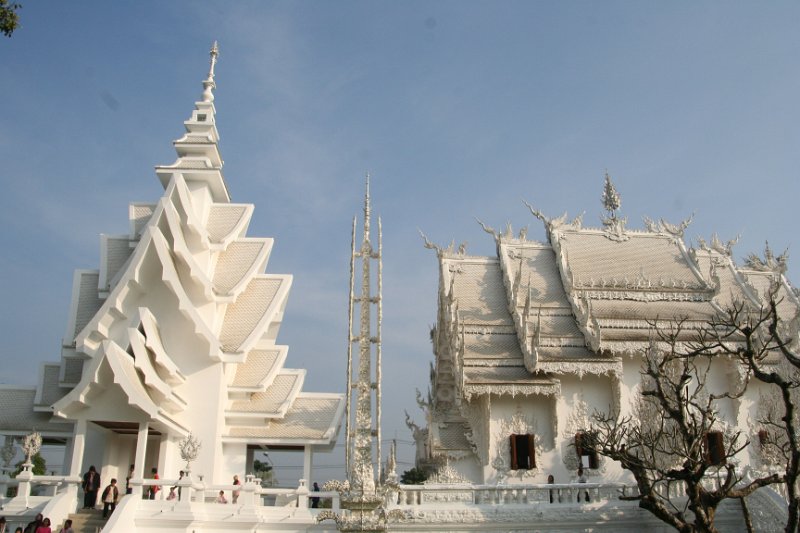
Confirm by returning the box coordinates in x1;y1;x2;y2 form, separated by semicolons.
229;372;301;414
227;396;342;440
219;277;284;352
0;388;73;433
231;348;281;388
558;231;703;289
72;271;103;341
446;260;512;325
207;205;247;242
213;240;268;295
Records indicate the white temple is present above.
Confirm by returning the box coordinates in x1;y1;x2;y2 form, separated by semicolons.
0;43;794;532
402;175;794;525
0;43;346;531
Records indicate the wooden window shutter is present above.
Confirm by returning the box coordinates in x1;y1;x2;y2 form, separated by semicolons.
575;432;584;457
705;431;726;466
510;435;519;470
528;434;536;468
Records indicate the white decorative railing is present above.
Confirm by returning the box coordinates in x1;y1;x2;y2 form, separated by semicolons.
394;482;631;507
128;476;341;510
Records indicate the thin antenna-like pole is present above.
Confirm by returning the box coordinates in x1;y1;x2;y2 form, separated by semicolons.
375;216;383;482
345;216;357;476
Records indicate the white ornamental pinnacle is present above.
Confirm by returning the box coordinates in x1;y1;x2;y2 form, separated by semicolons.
179;432;202;472
202;40;220;103
601;170;621;213
22;431;41;464
344;173;383;494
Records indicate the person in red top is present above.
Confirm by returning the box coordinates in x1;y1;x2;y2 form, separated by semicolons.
33;518;51;533
148;467;159;500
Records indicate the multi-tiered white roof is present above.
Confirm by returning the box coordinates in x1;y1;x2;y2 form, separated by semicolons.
0;44;344;470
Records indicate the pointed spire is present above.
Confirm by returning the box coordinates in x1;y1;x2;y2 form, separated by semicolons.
602;170;621;213
202;41;220;103
599;171;629;242
363;172;371;240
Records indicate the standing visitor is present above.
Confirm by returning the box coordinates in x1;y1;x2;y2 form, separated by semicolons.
82;466;100;509
33;518;51;533
23;513;43;533
125;464;134;495
310;482;320;508
148;467;159;500
0;516;6;533
172;470;184;500
56;520;73;533
576;466;590;502
232;474;241;504
101;479;120;518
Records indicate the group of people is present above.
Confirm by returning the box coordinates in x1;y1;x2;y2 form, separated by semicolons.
214;474;241;504
81;466;122;518
0;514;74;533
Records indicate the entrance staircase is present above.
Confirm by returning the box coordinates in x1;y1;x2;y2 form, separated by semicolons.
65;508;106;533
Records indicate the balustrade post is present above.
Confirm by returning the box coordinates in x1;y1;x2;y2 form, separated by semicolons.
16;464;33;508
0;471;10;499
297;478;308;508
176;475;193;508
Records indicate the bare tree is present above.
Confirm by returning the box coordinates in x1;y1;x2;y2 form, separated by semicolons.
584;318;782;533
704;293;800;533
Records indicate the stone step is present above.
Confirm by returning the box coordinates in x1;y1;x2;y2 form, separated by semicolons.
65;508;107;533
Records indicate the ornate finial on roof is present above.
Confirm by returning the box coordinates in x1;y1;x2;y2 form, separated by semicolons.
202;41;220;103
599;171;629;242
745;241;789;274
601;170;621;213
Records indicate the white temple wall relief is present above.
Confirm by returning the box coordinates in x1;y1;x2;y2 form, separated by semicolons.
558;376;618;480
486;396;554;484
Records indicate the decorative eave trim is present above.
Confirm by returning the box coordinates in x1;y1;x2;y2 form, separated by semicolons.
150;228;220;357
74;217;159;355
172;175;210;247
535;359;622;378
463;381;560;401
163;202;216;301
135;308;186;385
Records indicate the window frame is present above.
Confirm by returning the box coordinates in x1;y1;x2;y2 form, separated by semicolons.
575;432;600;470
509;433;536;470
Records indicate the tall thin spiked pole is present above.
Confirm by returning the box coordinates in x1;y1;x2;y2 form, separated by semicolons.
345;216;356;476
375;216;383;482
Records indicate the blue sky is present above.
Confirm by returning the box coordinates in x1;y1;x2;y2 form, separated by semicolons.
1;1;799;481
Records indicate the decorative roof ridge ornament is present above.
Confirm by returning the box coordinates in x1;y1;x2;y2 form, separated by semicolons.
419;229;467;258
599;171;629;242
696;233;740;257
745;241;789;274
522;199;571;240
201;41;220;103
